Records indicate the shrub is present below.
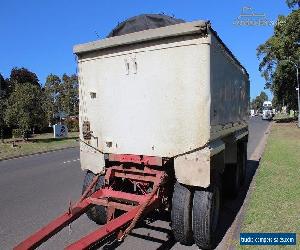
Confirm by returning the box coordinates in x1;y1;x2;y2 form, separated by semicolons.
64;118;79;132
12;129;23;138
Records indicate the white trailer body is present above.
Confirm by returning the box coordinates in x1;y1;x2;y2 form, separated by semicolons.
74;20;249;188
15;18;250;250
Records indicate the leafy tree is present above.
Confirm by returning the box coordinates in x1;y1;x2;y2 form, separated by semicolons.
0;97;5;142
43;74;61;125
0;73;9;98
8;67;40;94
251;91;268;110
257;9;300;110
0;73;9;141
60;74;79;117
5;83;46;138
43;73;78;125
286;0;300;8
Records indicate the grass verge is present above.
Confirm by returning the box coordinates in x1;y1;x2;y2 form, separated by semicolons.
0;132;79;160
238;123;300;249
273;113;297;123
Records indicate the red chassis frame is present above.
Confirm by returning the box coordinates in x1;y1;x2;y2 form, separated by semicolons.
14;154;167;250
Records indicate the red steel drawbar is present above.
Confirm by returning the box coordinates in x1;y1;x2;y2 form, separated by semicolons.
14;154;166;250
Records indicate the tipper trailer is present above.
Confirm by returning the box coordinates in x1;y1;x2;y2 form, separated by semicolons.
15;14;249;250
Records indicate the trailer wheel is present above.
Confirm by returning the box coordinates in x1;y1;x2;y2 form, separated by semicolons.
82;171;107;224
238;142;247;185
171;182;193;245
192;177;220;249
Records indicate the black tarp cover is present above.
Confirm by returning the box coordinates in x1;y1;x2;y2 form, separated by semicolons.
107;14;185;37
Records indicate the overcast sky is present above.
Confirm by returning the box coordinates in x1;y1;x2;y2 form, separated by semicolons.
0;0;291;99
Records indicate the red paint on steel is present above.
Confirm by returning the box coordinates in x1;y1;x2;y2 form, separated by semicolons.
14;199;92;250
88;198;134;211
107;166;161;184
95;189;148;204
114;171;157;183
108;154;162;166
65;196;159;250
15;157;165;250
118;184;161;241
14;187;147;250
77;174;99;203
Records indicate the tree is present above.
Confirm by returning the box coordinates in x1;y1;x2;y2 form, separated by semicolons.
0;97;5;142
0;73;9;141
0;73;9;98
5;83;46;137
43;73;79;125
257;9;300;110
8;67;40;94
286;0;300;8
43;74;61;125
60;74;79;117
251;91;268;111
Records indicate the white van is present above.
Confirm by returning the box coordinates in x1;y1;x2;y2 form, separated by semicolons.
262;101;273;120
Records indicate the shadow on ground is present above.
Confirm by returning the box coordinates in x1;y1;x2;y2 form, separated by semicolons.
215;159;259;247
30;137;78;143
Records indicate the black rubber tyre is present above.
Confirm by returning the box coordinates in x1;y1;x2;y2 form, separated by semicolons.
82;171;107;224
171;182;194;245
192;178;221;250
223;162;240;198
238;142;247;185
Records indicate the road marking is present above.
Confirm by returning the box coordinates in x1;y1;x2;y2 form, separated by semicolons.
62;158;80;165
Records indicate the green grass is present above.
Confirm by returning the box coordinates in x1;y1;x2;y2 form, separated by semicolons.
238;123;300;249
273;113;298;123
0;132;79;160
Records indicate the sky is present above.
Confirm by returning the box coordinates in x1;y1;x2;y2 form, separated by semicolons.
0;0;291;99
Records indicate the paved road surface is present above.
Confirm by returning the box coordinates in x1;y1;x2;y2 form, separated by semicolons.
0;117;270;249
